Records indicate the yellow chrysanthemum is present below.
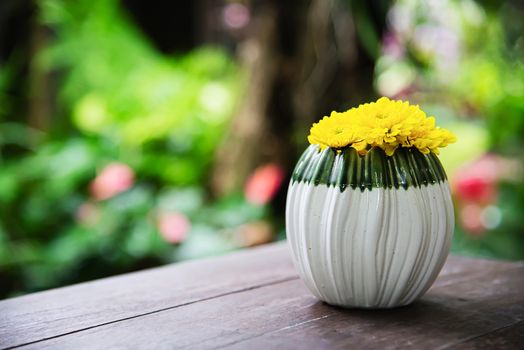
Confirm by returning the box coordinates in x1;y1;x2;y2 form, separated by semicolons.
308;97;456;156
307;111;363;149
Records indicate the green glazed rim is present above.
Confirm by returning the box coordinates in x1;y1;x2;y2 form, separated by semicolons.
291;145;447;191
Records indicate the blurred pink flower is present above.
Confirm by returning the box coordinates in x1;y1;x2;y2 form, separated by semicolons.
76;201;101;226
157;212;190;244
90;162;135;200
244;163;285;205
223;3;250;29
459;203;485;236
382;32;405;59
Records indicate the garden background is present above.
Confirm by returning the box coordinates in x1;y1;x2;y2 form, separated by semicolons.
1;0;523;299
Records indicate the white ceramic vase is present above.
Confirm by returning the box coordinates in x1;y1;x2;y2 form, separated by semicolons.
286;145;454;308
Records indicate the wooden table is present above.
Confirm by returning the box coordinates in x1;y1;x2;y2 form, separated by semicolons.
1;242;523;349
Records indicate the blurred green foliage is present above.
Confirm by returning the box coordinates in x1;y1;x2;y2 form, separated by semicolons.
1;0;524;299
0;0;273;298
39;0;241;184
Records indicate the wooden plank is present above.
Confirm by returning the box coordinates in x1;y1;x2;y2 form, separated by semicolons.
221;265;524;350
0;243;296;349
13;255;524;349
445;320;524;350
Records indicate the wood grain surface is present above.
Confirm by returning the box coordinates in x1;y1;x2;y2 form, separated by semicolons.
0;243;296;349
1;242;523;349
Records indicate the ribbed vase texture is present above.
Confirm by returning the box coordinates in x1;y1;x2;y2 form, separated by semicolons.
285;145;454;308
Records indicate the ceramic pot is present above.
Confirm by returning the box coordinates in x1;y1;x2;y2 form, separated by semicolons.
285;145;454;308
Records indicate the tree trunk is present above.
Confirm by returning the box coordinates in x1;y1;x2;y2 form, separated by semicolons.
211;0;385;196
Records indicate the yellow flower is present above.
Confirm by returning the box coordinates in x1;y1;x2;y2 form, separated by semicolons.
307;97;456;156
307;111;362;149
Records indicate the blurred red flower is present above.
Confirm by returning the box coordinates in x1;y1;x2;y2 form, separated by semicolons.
455;177;496;204
451;153;517;235
157;212;190;244
90;162;135;200
453;154;502;205
244;163;285;205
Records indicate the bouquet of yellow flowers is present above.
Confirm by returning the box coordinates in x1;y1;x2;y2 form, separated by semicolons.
308;97;456;156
